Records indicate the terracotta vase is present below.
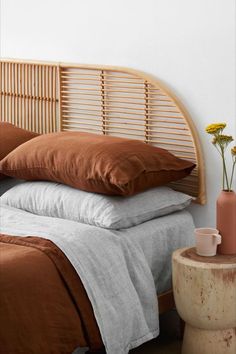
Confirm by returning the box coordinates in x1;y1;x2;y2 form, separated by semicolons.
217;190;236;255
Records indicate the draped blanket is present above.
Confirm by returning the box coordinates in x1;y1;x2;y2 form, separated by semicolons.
0;234;103;354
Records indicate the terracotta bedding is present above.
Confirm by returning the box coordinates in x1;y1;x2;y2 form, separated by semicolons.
0;234;104;354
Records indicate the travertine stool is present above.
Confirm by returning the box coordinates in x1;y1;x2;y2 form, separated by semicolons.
172;247;236;354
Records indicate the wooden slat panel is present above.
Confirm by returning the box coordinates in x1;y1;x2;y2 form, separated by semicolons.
0;61;58;134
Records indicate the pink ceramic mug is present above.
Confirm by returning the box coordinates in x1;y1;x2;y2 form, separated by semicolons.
195;228;222;256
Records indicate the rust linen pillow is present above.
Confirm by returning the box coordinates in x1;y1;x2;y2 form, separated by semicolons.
0;122;39;180
0;131;195;196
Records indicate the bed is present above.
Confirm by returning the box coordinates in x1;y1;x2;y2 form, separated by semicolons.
0;59;206;354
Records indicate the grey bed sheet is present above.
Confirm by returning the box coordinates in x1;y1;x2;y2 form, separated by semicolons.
0;199;194;294
115;210;195;294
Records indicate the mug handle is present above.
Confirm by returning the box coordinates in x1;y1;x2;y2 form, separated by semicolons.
213;234;221;245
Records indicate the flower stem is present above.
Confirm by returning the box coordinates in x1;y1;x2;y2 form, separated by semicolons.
229;160;236;190
213;144;225;188
221;147;230;190
223;165;225;190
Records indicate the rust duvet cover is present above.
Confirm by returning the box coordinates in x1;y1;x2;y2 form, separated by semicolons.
0;234;103;354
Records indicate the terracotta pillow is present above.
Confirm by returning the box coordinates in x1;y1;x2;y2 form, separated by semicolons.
0;122;39;180
0;131;195;196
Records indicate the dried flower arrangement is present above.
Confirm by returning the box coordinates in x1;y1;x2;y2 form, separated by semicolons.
206;123;236;191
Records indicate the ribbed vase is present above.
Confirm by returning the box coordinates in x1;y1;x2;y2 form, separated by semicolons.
217;190;236;255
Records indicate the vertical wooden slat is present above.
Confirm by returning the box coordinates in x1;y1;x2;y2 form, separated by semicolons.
43;66;45;132
5;63;10;122
45;65;50;133
8;63;11;122
23;64;26;129
51;67;54;131
12;63;14;124
25;64;29;130
4;62;7;121
58;65;63;132
36;65;39;133
19;64;22;127
42;65;45;132
37;65;40;133
9;63;13;123
54;66;58;131
4;62;6;121
4;63;8;121
21;64;23;128
15;63;19;126
100;70;106;134
144;81;149;143
40;65;42;132
48;66;53;132
25;64;27;129
29;64;33;131
52;67;54;131
12;63;15;125
35;65;37;133
31;65;34;132
41;65;43;133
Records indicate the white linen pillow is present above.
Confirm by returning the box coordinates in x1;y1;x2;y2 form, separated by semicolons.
0;181;192;229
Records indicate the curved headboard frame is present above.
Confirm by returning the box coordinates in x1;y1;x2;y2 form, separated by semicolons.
0;58;206;204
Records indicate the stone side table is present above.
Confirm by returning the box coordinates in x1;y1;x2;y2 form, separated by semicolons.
172;247;236;354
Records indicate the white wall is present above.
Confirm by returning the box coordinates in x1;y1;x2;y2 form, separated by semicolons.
1;0;235;227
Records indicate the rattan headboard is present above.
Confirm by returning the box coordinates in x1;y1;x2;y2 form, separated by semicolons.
0;58;206;204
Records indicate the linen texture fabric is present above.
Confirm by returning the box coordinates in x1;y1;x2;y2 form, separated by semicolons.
0;122;38;179
1;181;193;229
0;204;195;354
0;131;195;195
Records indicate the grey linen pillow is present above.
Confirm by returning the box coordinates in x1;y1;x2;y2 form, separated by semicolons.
0;181;192;229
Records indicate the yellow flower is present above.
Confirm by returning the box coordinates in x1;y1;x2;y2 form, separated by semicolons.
205;123;226;134
212;135;234;146
206;122;235;190
231;146;236;156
